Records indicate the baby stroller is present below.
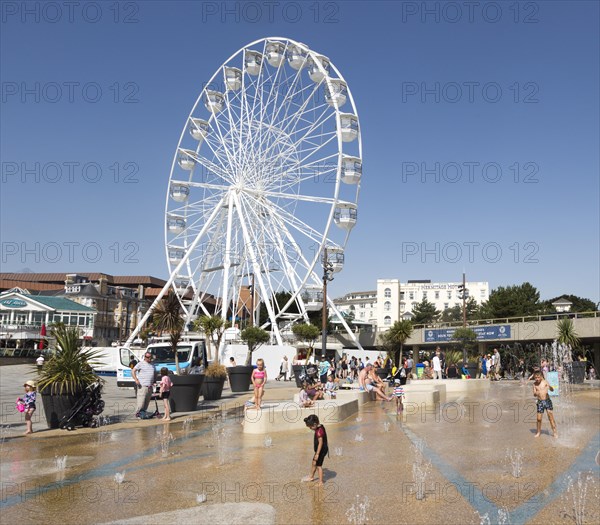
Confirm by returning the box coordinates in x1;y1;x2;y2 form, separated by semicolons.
298;364;319;385
148;384;163;418
59;381;105;430
389;366;408;386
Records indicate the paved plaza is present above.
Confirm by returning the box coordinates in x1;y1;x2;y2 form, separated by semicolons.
1;363;599;525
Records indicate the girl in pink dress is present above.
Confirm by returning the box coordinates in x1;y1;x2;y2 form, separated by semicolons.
159;367;173;421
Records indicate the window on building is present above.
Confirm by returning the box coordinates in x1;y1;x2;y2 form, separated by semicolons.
384;301;391;311
447;291;452;299
409;292;414;300
411;302;418;310
435;291;440;299
400;292;405;299
481;289;486;298
400;302;405;311
384;288;391;298
384;316;391;325
422;291;427;299
360;311;365;318
444;303;449;310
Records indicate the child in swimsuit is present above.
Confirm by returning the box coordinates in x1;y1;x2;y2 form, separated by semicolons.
393;379;404;414
303;414;328;486
251;359;267;409
532;371;557;438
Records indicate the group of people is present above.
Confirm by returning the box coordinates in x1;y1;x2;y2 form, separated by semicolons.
131;352;173;421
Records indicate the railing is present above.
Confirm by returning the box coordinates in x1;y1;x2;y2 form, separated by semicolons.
411;311;599;331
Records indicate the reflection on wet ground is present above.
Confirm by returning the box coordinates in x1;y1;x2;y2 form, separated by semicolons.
1;383;599;524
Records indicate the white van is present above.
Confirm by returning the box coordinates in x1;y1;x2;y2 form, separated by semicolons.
116;340;207;389
91;347;138;376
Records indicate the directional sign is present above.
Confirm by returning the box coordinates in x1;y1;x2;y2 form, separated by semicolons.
424;324;511;342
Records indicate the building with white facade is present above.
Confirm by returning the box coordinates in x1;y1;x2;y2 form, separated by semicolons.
333;290;378;324
334;279;490;330
377;279;489;329
0;289;96;350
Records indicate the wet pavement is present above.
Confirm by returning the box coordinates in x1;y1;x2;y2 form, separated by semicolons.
1;364;599;524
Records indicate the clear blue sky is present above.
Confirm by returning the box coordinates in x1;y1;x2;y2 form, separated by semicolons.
2;1;599;305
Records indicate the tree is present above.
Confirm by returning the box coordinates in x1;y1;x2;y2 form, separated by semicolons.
451;327;478;364
194;315;231;364
258;291;300;326
153;293;184;373
411;298;440;325
440;305;461;323
380;320;413;367
240;326;270;365
292;323;320;363
556;318;581;349
544;294;598;313
481;282;541;319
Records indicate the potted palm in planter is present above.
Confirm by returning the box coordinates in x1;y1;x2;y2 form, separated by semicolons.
291;323;320;387
37;324;103;429
230;326;270;392
153;293;203;412
202;362;228;400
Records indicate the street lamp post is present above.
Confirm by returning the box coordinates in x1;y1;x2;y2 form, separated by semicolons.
321;248;334;358
248;273;255;328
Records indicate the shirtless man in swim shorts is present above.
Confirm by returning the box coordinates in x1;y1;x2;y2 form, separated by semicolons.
532;371;557;438
358;363;392;402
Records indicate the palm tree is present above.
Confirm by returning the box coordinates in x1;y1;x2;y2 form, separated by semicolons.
556;318;580;349
153;293;184;373
37;323;102;394
380;320;413;367
193;315;230;363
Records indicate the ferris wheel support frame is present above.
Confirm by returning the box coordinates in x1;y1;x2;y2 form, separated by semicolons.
123;195;228;349
232;191;284;346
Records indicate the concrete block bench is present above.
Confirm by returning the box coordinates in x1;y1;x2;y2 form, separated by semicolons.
401;387;440;409
243;399;358;434
292;389;372;406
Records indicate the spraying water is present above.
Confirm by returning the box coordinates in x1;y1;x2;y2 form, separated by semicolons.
562;471;599;525
505;447;524;478
157;428;174;458
346;495;370;524
54;455;67;471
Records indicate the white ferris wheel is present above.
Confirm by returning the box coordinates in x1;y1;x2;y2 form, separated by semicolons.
143;37;363;347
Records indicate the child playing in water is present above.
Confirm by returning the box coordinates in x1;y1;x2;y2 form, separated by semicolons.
159;367;173;421
393;379;404;414
250;359;267;409
18;381;37;435
302;414;328;485
532;371;557;438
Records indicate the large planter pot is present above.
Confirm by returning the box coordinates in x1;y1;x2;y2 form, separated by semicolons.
292;365;305;388
228;366;253;392
169;374;204;413
41;389;82;429
202;376;226;401
375;368;388;380
567;362;586;384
